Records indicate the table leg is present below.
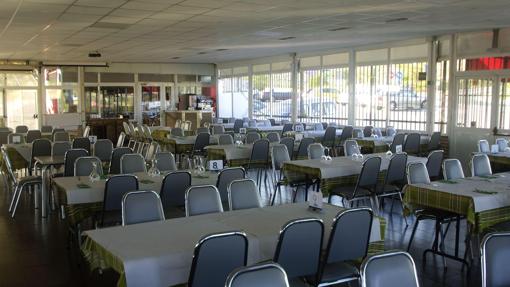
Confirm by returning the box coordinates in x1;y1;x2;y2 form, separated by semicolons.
41;165;49;218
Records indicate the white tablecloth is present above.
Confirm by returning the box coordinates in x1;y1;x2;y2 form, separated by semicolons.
3;143;32;162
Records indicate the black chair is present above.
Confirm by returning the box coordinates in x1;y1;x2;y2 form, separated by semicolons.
313;208;373;286
101;174;139;227
30;138;51;175
481;232;510;287
269;119;276;126
216;167;246;204
41;125;53;133
63;149;89;177
360;251;419;287
426;150;444;181
282;123;293;134
328;156;381;210
15;125;28;134
389;133;405;153
322;127;337;156
427;131;441;152
94;139;114;162
363;126;373;137
109;147;133;174
337;126;354;155
192;133;210;156
188;231;248;287
160;171;192;214
245;139;270;188
295;137;314;160
280;137;294;159
26;130;41;143
376;153;408;223
0;130;11;145
73;137;91;154
233;119;244;133
404;133;421;155
274;218;324;285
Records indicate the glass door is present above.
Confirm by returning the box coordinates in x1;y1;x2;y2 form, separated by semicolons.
5;89;38;129
100;86;134;119
141;85;161;125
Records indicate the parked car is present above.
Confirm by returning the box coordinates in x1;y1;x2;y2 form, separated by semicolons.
388;88;426;110
260;88;293;101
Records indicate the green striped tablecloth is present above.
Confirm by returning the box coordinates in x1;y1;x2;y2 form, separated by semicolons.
487;153;510;172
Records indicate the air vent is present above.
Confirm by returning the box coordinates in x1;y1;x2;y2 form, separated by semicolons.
216;48;229;51
279;36;296;40
197;52;207;55
385;17;408;23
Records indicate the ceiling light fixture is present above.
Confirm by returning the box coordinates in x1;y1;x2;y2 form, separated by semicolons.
328;27;351;32
198;52;207;54
279;36;296;40
171;57;180;59
385;17;409;23
216;49;229;51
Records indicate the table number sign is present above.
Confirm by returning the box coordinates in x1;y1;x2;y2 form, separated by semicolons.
491;144;499;153
294;133;304;141
88;135;97;144
396;145;403;153
239;128;247;134
208;160;223;171
294;125;304;132
308;190;323;211
12;135;21;144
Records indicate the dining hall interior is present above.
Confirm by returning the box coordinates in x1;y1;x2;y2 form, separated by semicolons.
1;0;510;286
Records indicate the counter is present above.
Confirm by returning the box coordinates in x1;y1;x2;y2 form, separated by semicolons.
87;118;127;142
165;110;212;130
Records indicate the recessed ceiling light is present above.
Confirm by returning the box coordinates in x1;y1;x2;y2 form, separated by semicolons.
279;36;296;40
216;48;228;51
385;17;409;23
198;52;207;54
328;27;351;32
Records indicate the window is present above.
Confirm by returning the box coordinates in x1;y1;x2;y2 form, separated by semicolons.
498;78;510;130
355;64;388;127
84;86;99;116
218;68;249;118
101;87;134;119
45;88;78;114
232;75;249;118
253;62;292;121
456;78;493;128
218;75;233;118
435;60;449;133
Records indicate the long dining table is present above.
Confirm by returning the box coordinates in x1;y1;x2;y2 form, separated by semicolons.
82;202;385;287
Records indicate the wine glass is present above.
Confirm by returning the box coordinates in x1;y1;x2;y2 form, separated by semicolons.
89;162;100;182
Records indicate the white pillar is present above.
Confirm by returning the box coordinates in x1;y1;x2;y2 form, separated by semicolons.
291;53;298;123
348;50;356;126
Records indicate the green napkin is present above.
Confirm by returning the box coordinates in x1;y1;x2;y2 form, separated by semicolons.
193;174;209;179
479;175;499;179
140;179;155;184
473;188;498;195
77;183;91;189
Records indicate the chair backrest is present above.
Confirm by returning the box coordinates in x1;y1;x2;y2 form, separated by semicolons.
481;232;510;287
228;179;262;210
185;185;223;216
386;127;397;137
279;137;294;159
52;128;65;135
15;125;28;133
266;132;280;143
496;138;508;152
428;132;441;151
41;125;53;133
116;132;126;148
216;167;246;202
373;128;383;138
74;156;103;176
324;208;373;265
109;147;133;174
272;144;290;172
226;262;290;287
274;218;323;280
249;139;269;163
340;125;353;141
363;126;374;137
344;139;360;156
282;123;293;134
73;137;91;154
233;119;244;133
296;137;314;159
31;139;52;167
121;191;165;226
442;158;464;180
196;127;210;135
160;171;192;208
404;133;421;154
8;133;25;144
120;153;147;174
53;131;70;142
0;131;11;145
175;119;182;128
155;152;177;172
390;133;406;153
94;139;114;162
357;156;381;189
245;132;260;144
322;126;336;147
471;154;492;177
385;152;408;185
26;130;41;143
1;149;17;184
171;127;184;137
361;251;420;287
308;143;325;160
103;175;139;221
183;121;192;131
407;162;430;184
123;121;131;135
212;125;225;135
478;139;490;153
52;141;72;156
189;231;248;287
64;149;89;176
268;119;276;126
219;134;234;145
83;126;91;137
145;142;160;161
248;119;257;128
353;128;363;138
426;150;444;179
313;123;324;131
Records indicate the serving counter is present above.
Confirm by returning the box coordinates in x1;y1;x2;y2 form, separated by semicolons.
165;110;212;130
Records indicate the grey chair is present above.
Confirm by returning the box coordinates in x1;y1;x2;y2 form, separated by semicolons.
282;123;293;134
245;132;260;144
30;138;51;175
280;137;294;159
53;131;70;142
185;185;223;216
274;218;323;285
328;157;381;209
109;147;133;174
296;137;314;160
404;133;421;155
427;132;441;152
144;141;160;161
41;125;52;133
471;154;492;177
116;132;126;148
360;251;420;287
120;153;147;174
496;138;508;152
74;156;103;176
246;139;270;188
63;149;89;177
308;143;325;160
212;125;225;135
363;126;373;137
216;167;246;203
426;150;444;181
376;153;408;222
94;139;114;162
219;134;234;145
155;152;177;172
83;125;91;138
192;133;210;156
353;128;363;139
73;137;91;154
478;139;490;153
389;133;405;153
26;130;41;143
226;262;290;287
407;162;430;185
3;149;42;218
442;158;464;180
314;208;373;286
228;179;262;211
233;119;244;133
121;190;165;226
248;119;257;128
189;231;248;287
101;175;139;227
52;141;72;156
344;139;360;156
267;132;281;143
15;125;28;134
271;144;292;205
8;133;25;144
313;123;324;131
171;127;184;137
196;127;210;135
160;171;192;209
481;232;510;287
373;128;383;138
0;130;11;145
386;127;396;137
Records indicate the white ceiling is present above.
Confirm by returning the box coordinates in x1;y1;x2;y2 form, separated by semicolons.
0;0;509;64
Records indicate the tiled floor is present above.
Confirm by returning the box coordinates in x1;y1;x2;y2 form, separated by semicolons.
0;174;481;286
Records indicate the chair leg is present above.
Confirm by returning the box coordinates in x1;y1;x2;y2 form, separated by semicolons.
397;192;408;226
8;185;20;213
407;216;421;252
11;184;26;218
